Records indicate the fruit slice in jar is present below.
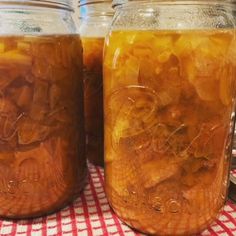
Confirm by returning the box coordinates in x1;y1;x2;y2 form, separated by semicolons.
179;31;234;103
106;86;158;149
138;55;181;107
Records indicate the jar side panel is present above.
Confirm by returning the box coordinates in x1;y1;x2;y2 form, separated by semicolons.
0;34;86;218
104;29;235;235
82;37;105;166
112;4;234;31
0;9;77;35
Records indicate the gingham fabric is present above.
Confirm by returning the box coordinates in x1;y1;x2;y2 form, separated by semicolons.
0;163;236;236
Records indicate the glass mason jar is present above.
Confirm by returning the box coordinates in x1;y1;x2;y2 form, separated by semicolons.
0;0;86;219
229;1;236;202
232;3;236;152
78;0;114;166
104;0;236;235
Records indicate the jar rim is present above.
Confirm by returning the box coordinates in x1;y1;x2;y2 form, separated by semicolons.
112;0;235;8
0;0;73;11
79;0;111;7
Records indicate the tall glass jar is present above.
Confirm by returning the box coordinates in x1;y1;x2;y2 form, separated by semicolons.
104;1;236;235
0;0;86;219
228;1;236;202
78;0;113;166
231;3;236;152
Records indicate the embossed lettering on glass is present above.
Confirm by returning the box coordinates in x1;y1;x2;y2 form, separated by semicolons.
104;0;236;235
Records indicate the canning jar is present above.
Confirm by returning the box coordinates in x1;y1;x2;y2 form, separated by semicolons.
104;1;236;235
78;0;113;166
0;0;86;219
228;2;236;203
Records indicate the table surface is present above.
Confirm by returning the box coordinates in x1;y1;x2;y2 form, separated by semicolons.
0;163;236;236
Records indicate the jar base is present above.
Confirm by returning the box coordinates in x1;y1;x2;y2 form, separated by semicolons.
0;170;88;220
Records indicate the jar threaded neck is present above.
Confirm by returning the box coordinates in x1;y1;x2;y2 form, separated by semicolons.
0;0;73;11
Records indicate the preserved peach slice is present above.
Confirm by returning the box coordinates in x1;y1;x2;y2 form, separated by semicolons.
0;43;4;53
140;158;180;188
193;77;219;101
32;59;52;79
133;47;152;59
49;84;61;109
9;85;33;109
219;65;234;106
0;152;15;163
0;50;32;66
104;33;141;70
209;32;232;56
29;104;49;121
17;41;31;53
0;72;17;90
181;156;217;186
152;34;173;53
0;98;17;115
182;54;221;101
118;55;140;86
138;55;181;106
174;35;208;57
106;86;158;147
17;117;51;145
138;58;157;87
183;153;225;213
33;80;49;103
227;39;236;66
29;80;50;121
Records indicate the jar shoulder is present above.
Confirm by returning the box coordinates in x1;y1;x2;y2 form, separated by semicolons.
111;4;235;30
0;9;77;35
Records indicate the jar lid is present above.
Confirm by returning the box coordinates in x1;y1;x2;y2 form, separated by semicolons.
79;0;112;7
0;0;74;11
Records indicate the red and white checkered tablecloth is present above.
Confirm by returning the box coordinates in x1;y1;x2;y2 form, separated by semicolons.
0;163;236;236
